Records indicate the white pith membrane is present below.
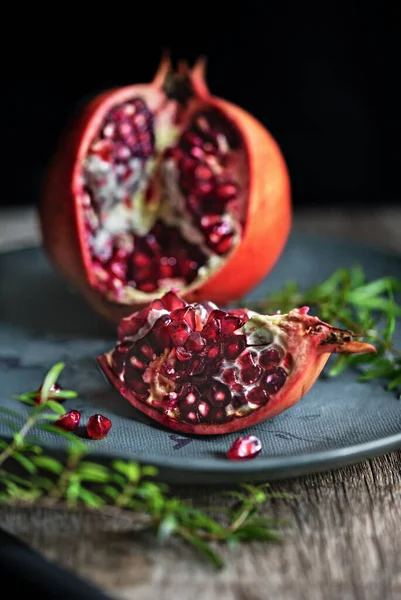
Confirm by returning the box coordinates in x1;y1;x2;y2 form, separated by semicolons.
79;92;247;304
102;294;296;425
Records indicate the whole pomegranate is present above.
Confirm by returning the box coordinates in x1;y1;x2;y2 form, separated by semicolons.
97;292;376;435
39;56;291;323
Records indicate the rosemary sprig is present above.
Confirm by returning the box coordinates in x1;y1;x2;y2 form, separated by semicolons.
0;363;286;569
245;266;401;395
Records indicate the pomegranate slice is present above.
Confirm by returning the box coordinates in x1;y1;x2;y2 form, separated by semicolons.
97;292;376;436
39;56;291;323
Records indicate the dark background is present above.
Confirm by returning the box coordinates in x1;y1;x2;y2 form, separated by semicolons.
4;4;400;210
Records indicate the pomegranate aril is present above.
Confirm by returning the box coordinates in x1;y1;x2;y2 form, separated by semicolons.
209;382;231;407
151;316;172;350
214;235;235;255
185;332;206;352
247;386;270;406
133;252;152;268
259;348;281;368
221;315;243;335
216;183;237;201
221;368;238;386
87;414;112;440
162;292;187;311
188;357;205;376
138;282;157;293
227;435;262;461
171;307;196;329
109;260;126;279
262;367;287;394
241;364;262;385
207;344;220;360
175;347;192;362
225;335;246;360
34;382;62;405
238;350;256;367
139;341;155;359
129;355;146;370
198;401;210;420
200;214;222;229
168;321;191;346
91;139;113;162
55;410;81;431
209;408;227;423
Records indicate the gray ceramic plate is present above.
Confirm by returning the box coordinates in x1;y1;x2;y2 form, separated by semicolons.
1;234;400;484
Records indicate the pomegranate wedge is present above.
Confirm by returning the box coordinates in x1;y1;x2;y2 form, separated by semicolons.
97;292;376;436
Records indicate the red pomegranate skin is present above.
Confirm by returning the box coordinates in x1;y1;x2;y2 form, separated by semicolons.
39;56;292;323
97;292;376;436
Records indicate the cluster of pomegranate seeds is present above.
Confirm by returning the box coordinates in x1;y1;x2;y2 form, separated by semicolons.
226;435;262;461
109;292;291;426
81;97;244;300
127;221;207;293
55;410;81;431
171;109;241;256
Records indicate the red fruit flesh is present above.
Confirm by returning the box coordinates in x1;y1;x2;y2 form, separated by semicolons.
39;56;291;323
98;292;376;436
227;435;262;460
87;414;112;439
55;410;81;431
34;382;62;405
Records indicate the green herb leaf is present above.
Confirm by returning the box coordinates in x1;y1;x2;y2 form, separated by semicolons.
33;456;64;475
40;362;65;403
44;401;66;415
12;452;37;474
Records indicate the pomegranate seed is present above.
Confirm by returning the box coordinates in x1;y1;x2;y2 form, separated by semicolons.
175;347;192;361
130;355;146;370
168;321;191;346
225;335;246;360
188;357;205;376
200;214;222;229
185;332;206;352
109;260;126;280
207;344;220;360
221;368;239;386
34;382;62;405
241;364;262;385
139;341;155;359
171;307;196;329
227;435;262;461
262;367;287;394
247;386;270;406
259;348;281;368
238;351;256;367
56;410;81;431
216;183;237;201
162;292;187;311
91;139;113;162
221;315;243;335
214;235;235;255
209;383;231;407
133;252;151;267
87;414;112;440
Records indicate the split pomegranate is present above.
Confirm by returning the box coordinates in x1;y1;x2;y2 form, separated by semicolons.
39;56;291;323
55;410;81;431
97;292;376;436
87;414;112;439
227;435;262;460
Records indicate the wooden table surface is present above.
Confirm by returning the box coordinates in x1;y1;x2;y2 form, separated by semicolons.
1;206;401;600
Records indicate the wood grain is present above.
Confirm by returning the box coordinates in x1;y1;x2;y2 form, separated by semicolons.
1;207;401;600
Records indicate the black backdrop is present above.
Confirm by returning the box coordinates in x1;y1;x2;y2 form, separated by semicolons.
4;3;400;209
